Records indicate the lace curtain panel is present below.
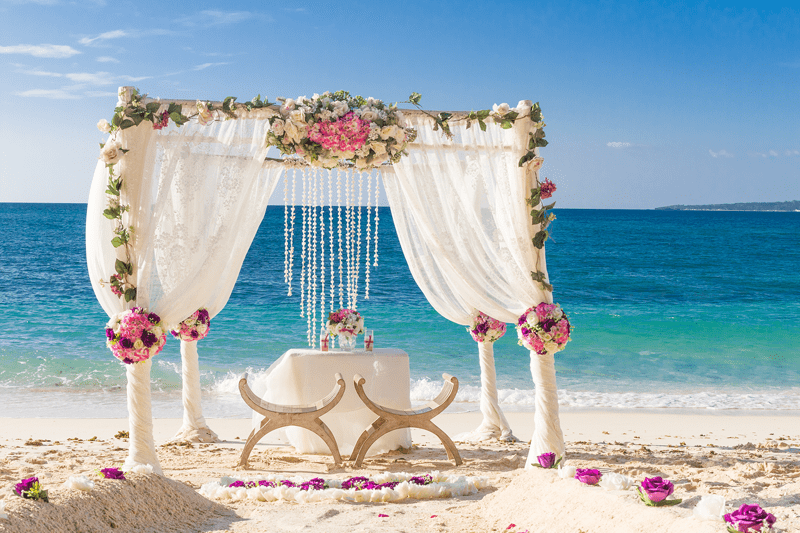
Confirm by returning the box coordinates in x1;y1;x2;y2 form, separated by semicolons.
385;106;553;443
86;112;282;468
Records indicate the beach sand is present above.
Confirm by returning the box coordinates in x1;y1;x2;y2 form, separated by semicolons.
1;411;798;532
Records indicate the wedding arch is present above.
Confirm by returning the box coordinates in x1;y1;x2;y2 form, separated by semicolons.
86;86;569;473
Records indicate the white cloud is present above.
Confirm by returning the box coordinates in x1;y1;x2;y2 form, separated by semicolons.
193;62;229;71
85;90;119;97
15;88;80;99
786;149;800;156
96;56;119;63
180;10;268;27
709;149;734;158
79;30;128;46
18;68;62;77
769;150;778;157
607;142;631;148
0;44;80;58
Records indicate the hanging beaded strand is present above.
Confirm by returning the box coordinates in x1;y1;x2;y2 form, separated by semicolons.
310;168;318;347
283;170;289;286
345;169;353;309
365;172;372;299
299;169;307;318
314;170;326;330
337;168;343;309
288;169;297;297
353;171;364;309
373;171;380;268
328;168;335;312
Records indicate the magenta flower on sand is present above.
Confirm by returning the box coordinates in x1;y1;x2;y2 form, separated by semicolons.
636;476;681;506
724;504;777;532
14;476;48;502
575;468;602;485
99;467;126;480
535;452;561;469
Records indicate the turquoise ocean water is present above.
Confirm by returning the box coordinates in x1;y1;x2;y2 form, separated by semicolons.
1;203;798;418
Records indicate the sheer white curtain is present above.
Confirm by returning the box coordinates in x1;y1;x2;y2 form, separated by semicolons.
385;104;564;456
87;95;281;470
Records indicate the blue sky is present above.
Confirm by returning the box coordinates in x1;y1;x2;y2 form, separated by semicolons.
0;0;797;208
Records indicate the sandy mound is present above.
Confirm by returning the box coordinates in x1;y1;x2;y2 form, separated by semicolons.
0;473;236;533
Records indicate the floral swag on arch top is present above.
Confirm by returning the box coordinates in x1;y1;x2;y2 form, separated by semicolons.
86;85;568;474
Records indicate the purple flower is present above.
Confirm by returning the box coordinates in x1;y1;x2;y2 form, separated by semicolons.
14;477;47;501
15;477;38;496
147;312;160;324
537;452;556;469
120;337;134;349
100;467;126;480
141;330;157;348
575;468;602;485
280;480;296;488
409;475;433;486
257;480;275;488
342;476;370;490
228;480;245;488
640;476;673;503
724;504;777;532
105;328;115;340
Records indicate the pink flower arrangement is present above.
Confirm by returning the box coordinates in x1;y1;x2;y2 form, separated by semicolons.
109;274;124;297
152;110;170;130
539;178;557;199
307;112;370;155
326;308;365;339
468;311;507;342
171;308;211;342
516;302;571;355
105;307;167;364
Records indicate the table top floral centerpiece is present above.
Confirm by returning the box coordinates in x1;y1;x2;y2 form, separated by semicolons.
326;308;365;340
265;91;416;170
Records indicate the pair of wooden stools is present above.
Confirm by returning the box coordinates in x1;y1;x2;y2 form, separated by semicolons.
237;372;462;468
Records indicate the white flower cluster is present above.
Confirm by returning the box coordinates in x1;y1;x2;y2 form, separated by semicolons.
491;100;536;120
200;471;490;504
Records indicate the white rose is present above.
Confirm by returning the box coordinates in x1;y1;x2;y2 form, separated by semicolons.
97;119;112;133
392;127;406;143
557;464;577;480
281;98;295;116
151;326;163;337
317;109;334;121
544;341;558;353
284;121;302;144
355;157;368;169
100;141;123;165
693;495;726;522
333;101;349;117
289;109;305;123
133;339;144;350
492;103;511;115
355;145;371;157
367;97;377;106
379;125;395;140
361;108;379;121
598;473;635;491
197;324;208;334
271;118;285;136
370;141;386;155
371;153;389;167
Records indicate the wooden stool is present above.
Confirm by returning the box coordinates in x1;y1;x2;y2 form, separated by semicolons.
237;372;346;468
349;372;462;467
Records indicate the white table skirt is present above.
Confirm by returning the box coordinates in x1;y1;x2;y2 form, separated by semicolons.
258;348;412;456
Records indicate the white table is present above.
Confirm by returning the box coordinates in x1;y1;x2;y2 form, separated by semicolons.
259;348;412;457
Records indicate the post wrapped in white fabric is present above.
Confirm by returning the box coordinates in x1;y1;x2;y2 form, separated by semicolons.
87;89;283;466
385;104;560;450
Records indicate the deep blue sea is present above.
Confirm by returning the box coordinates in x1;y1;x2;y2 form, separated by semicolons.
1;203;799;418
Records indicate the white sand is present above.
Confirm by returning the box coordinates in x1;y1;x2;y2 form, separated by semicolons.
1;411;798;532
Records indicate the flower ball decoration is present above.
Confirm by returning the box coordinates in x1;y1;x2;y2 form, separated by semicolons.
516;302;571;355
326;308;365;339
171;308;211;342
468;311;507;343
105;307;167;364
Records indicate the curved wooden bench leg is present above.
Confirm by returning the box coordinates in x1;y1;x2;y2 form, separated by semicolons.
419;420;463;466
308;419;342;465
352;419;392;468
349;418;386;462
238;419;284;468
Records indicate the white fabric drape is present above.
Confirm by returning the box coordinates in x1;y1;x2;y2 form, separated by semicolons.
386;106;556;447
87;99;281;467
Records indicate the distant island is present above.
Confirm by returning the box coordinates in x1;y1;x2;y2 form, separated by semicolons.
656;200;800;212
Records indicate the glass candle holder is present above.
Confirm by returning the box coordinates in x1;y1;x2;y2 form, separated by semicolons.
319;326;330;352
364;329;374;351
